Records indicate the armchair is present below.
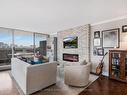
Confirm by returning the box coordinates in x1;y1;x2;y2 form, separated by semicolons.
64;62;91;87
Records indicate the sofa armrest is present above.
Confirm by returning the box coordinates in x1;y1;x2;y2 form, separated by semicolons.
11;58;31;94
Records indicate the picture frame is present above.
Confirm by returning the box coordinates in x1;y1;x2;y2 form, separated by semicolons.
102;28;120;48
93;47;104;56
94;31;100;38
93;48;97;55
47;45;51;49
97;48;104;56
122;25;127;32
93;38;101;47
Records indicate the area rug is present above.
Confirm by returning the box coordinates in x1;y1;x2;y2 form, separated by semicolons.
10;72;98;95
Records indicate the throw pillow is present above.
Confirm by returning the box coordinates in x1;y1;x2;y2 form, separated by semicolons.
30;60;43;65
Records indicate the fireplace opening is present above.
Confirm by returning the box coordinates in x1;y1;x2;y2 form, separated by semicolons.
63;53;79;62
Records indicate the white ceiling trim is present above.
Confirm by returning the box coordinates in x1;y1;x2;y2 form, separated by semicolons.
91;15;127;26
50;15;127;35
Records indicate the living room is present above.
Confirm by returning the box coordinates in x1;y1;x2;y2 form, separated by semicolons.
0;0;127;95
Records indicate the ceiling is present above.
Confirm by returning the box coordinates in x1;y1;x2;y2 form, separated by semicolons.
0;0;127;34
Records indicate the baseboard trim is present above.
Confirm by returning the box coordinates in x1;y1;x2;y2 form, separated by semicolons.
90;72;109;78
0;65;11;71
90;72;98;75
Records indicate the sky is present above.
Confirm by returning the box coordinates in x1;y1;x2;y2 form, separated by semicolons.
0;31;47;47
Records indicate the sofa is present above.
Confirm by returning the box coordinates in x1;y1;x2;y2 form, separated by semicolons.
64;62;91;87
11;58;57;95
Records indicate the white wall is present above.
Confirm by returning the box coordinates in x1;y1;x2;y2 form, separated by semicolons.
91;18;127;76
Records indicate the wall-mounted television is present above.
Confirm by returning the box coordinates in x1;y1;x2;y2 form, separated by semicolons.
63;37;78;49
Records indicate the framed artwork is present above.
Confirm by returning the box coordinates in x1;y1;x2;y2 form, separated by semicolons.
47;45;51;49
93;38;101;47
102;28;120;48
93;48;97;55
97;48;104;56
94;31;100;38
93;47;104;56
122;25;127;32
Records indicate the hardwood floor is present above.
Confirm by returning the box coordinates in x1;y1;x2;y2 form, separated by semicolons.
79;76;127;95
0;71;127;95
0;71;19;95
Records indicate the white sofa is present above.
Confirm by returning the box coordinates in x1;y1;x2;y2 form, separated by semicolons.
64;62;91;87
11;58;57;95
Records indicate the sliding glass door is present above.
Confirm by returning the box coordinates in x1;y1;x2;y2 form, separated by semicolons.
0;28;12;66
14;30;34;58
0;28;49;68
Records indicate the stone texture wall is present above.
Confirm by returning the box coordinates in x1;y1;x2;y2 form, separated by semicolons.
47;34;57;62
57;24;90;64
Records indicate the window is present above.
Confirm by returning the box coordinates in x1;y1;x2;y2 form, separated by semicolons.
0;28;12;66
0;28;49;67
34;33;47;56
14;30;34;58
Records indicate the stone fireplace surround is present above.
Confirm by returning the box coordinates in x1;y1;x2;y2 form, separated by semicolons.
57;24;90;65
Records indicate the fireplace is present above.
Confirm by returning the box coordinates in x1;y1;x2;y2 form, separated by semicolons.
63;53;79;62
